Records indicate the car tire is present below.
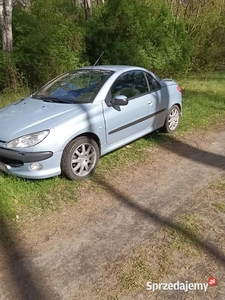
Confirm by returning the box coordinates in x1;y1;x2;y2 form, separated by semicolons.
163;105;181;133
61;136;99;180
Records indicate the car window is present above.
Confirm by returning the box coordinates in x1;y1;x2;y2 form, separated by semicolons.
145;73;161;92
111;70;149;100
32;69;114;104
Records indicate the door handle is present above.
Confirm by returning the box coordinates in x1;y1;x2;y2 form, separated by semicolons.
148;101;153;105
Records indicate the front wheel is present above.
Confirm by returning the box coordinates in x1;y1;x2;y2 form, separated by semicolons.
61;136;99;180
163;105;181;133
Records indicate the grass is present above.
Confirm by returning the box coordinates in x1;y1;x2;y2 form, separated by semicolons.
0;88;30;107
116;213;201;293
0;72;225;222
178;72;225;131
99;178;225;299
119;256;157;289
212;178;225;191
166;214;201;252
213;202;225;213
212;178;225;213
94;212;203;299
0;174;79;220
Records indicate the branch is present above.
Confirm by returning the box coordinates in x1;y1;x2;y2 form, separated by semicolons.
12;0;27;6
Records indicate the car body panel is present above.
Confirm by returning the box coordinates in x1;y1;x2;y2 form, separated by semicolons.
33;102;106;153
0;97;84;141
0;65;182;179
102;92;159;145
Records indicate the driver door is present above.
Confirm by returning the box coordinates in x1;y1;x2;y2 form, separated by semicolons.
102;70;158;145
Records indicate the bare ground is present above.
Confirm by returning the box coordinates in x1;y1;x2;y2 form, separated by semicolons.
0;124;225;300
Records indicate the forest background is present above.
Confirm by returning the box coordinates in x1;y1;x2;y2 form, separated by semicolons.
0;0;224;91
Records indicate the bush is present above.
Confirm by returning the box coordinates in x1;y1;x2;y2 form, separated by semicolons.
12;0;86;89
85;0;191;76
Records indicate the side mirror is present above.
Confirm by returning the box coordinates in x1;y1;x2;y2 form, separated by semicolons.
112;95;128;106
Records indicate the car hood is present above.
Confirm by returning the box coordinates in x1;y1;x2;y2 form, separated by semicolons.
0;97;88;141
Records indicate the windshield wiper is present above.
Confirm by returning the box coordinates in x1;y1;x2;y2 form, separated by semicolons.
33;96;68;103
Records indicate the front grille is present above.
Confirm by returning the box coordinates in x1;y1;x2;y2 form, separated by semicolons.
0;157;23;167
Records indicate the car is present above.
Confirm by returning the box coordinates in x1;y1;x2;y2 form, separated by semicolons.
0;65;182;180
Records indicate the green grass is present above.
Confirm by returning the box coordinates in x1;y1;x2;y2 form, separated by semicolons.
0;174;79;220
98;131;165;173
213;202;225;213
0;88;30;107
0;72;225;222
212;178;225;213
120;256;156;289
166;214;200;252
179;72;225;131
212;178;225;191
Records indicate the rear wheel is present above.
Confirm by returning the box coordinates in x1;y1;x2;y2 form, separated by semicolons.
163;105;180;133
61;136;99;180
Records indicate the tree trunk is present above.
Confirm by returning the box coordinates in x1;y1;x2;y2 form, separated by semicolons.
0;0;13;53
83;0;92;20
0;0;18;90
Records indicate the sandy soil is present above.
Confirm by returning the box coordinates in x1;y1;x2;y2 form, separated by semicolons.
0;124;224;300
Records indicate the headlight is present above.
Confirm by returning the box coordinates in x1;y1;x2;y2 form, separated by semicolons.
5;130;50;148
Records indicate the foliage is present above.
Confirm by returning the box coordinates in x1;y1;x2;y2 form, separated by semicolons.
166;0;225;71
0;0;86;90
0;0;224;89
85;0;191;76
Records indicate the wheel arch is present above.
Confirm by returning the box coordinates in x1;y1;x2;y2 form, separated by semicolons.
67;132;101;155
173;103;181;111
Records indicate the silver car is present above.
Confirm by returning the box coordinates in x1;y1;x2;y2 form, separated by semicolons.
0;65;182;180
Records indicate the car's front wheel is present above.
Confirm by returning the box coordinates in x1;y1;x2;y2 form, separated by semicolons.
163;105;181;133
61;136;99;180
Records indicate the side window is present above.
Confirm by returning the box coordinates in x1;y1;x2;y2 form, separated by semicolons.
145;73;161;92
111;71;149;100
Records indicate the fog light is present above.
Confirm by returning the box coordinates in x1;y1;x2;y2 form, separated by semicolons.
30;163;43;171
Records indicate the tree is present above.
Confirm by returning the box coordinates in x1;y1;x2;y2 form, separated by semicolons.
83;0;92;20
166;0;225;70
0;0;13;53
85;0;191;75
0;0;17;89
12;0;85;87
0;0;27;89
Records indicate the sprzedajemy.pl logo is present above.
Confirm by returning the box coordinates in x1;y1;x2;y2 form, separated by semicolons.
146;277;217;293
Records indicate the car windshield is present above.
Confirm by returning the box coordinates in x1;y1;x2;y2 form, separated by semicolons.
32;69;114;104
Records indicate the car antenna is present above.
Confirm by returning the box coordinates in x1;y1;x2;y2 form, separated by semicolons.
93;51;104;66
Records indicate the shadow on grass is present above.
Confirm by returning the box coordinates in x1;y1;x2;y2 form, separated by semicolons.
0;173;61;299
158;135;225;170
0;217;60;300
93;173;225;265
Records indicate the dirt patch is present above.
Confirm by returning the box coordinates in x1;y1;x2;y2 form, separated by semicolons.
0;124;225;300
90;178;225;299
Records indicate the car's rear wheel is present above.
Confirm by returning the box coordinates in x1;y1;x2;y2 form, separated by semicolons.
61;136;99;180
163;105;180;133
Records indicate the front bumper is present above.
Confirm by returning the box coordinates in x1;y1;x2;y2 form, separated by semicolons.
0;147;53;164
0;147;62;179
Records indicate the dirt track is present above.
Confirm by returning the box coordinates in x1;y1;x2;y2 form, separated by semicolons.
0;125;225;300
